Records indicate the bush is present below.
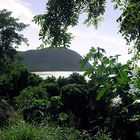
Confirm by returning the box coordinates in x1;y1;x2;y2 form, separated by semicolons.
0;63;31;100
14;86;62;122
40;82;60;97
45;76;56;83
67;73;86;85
0;62;43;101
8;63;30;96
57;76;68;89
0;74;12;98
61;84;89;128
27;73;43;87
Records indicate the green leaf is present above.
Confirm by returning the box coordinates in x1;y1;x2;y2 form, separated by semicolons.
96;86;107;100
37;44;45;49
58;113;68;121
117;71;128;85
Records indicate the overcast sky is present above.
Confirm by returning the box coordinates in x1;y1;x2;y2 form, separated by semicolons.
0;0;131;63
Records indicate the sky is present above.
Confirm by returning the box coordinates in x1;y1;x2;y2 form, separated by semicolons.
0;0;131;63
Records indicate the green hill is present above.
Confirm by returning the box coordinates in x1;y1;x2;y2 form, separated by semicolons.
19;48;90;71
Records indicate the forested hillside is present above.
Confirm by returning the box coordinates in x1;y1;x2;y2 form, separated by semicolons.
19;48;90;71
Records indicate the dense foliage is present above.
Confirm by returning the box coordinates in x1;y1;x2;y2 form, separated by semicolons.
0;0;140;138
32;1;140;138
0;62;43;101
0;9;30;101
81;47;140;139
0;44;139;139
0;9;28;74
14;85;62;123
10;63;139;139
61;83;88;128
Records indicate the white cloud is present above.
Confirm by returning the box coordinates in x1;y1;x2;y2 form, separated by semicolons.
0;0;37;28
68;26;130;64
69;28;126;47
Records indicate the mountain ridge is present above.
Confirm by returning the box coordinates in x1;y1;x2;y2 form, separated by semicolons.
19;48;90;71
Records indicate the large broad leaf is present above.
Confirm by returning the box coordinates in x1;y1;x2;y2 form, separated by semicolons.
96;86;107;101
117;71;128;85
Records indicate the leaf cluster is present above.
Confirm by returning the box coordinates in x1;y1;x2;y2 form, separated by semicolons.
0;9;28;74
33;0;106;48
33;0;140;55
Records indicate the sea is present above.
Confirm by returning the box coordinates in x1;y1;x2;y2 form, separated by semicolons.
33;71;85;80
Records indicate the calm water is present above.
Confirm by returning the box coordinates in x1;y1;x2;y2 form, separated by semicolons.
33;71;84;79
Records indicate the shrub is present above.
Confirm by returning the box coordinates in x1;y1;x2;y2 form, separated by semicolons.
61;84;89;128
14;86;62;122
0;74;12;98
0;62;43;101
67;72;86;85
8;63;30;94
45;76;56;83
27;73;43;87
0;63;31;100
57;76;68;89
40;82;60;97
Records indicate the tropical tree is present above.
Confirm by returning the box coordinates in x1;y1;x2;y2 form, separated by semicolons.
0;9;28;74
33;0;140;55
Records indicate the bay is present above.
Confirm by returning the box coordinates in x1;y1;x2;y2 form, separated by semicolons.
33;71;84;79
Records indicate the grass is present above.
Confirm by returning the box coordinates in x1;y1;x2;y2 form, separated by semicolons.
0;122;47;140
0;121;91;140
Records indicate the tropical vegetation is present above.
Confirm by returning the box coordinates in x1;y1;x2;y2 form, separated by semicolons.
0;0;140;139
